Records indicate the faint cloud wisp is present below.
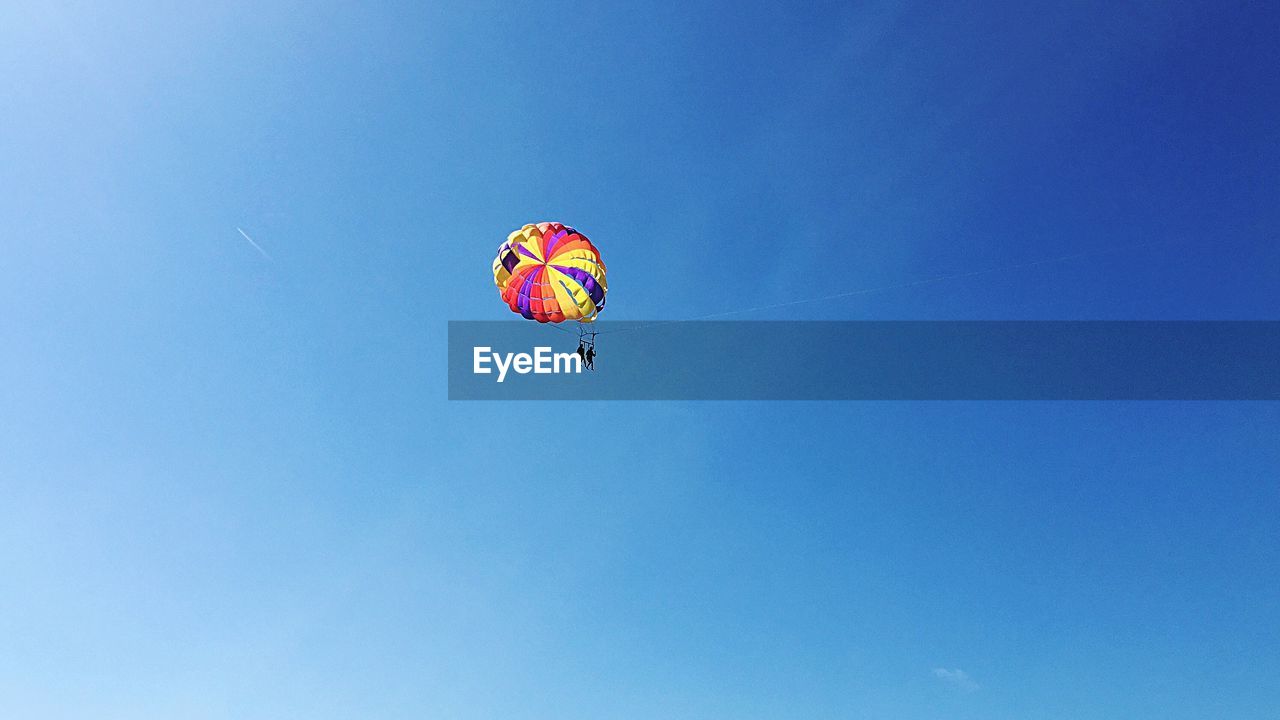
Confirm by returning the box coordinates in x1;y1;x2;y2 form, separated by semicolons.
932;667;980;693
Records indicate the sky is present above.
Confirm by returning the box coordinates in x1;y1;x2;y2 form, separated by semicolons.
1;1;1278;718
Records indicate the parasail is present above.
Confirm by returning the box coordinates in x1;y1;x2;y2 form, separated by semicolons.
492;222;607;323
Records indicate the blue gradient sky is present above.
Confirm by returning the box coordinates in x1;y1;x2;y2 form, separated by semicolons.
2;2;1278;718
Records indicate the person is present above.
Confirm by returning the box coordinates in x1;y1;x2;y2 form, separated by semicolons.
576;341;587;367
584;344;595;370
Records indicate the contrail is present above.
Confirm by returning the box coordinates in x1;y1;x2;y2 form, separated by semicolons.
598;237;1177;336
236;227;273;261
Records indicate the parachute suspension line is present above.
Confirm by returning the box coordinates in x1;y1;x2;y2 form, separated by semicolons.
534;321;576;337
596;237;1175;336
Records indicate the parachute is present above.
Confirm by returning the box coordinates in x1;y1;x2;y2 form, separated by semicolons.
492;222;607;323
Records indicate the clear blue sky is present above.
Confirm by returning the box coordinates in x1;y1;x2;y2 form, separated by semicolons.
2;2;1278;718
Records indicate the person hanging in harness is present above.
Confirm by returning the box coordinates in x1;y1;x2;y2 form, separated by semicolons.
575;327;598;371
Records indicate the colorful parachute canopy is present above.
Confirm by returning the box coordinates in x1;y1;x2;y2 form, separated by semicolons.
492;222;607;323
